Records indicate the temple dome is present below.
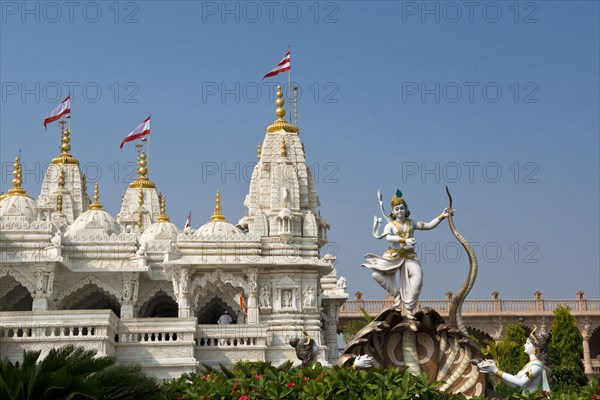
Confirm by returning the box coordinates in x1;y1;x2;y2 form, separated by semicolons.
0;194;38;222
141;220;179;243
0;157;38;223
67;183;120;236
197;220;242;236
67;208;121;236
197;190;242;236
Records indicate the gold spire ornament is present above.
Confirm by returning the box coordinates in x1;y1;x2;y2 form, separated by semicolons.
58;168;66;189
157;193;170;222
257;142;262;161
137;186;144;206
210;190;226;222
129;150;156;188
89;183;103;210
7;156;27;196
81;174;87;193
52;121;79;165
280;137;287;158
267;85;299;134
56;193;63;212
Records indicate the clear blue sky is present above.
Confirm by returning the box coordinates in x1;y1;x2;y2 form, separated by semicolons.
1;1;598;301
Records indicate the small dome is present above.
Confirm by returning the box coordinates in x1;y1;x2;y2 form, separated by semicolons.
67;209;121;236
197;220;242;236
141;220;179;243
0;194;38;222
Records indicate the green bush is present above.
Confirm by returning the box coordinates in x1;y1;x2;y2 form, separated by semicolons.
547;305;587;392
160;361;484;400
160;360;600;399
0;345;161;400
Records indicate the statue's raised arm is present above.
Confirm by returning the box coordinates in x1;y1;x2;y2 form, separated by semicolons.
362;189;449;319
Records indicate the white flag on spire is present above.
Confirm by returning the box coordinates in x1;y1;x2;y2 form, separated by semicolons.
120;116;150;149
43;96;71;129
263;50;291;79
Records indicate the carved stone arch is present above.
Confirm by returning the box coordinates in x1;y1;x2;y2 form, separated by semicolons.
137;282;176;307
196;296;238;324
193;281;241;322
588;324;600;360
0;267;35;294
0;274;21;299
190;270;246;295
59;282;121;317
138;290;178;318
56;275;121;305
0;274;32;311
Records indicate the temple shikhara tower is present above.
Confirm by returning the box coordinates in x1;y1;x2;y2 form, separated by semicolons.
0;87;348;378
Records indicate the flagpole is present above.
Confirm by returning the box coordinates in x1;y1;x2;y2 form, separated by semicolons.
147;131;151;178
288;44;291;105
67;93;71;133
294;86;298;127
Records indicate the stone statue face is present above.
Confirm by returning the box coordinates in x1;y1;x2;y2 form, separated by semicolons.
524;338;535;355
392;204;407;219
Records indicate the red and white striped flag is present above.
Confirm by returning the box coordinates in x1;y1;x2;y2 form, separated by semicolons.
43;96;71;129
184;210;192;229
120;116;150;149
263;50;290;79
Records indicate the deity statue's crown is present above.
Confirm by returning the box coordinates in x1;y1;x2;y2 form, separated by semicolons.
529;325;539;345
391;189;404;207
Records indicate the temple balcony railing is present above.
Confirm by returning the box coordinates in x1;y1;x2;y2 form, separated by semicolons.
340;297;600;317
0;310;119;361
194;323;269;367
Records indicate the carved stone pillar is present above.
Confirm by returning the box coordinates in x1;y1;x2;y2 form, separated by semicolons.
177;267;191;317
582;321;593;376
245;267;259;324
247;290;259;324
491;291;501;312
324;302;341;365
32;266;55;311
120;272;139;318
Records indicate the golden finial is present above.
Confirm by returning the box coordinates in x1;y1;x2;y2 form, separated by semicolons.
280;137;287;158
157;192;170;222
137;186;144;206
210;190;226;222
52;123;79;165
56;193;63;212
58;168;65;189
275;85;286;119
7;156;27;196
89;183;103;210
139;151;148;177
81;174;87;193
137;212;143;229
129;148;156;189
267;85;299;134
257;142;262;161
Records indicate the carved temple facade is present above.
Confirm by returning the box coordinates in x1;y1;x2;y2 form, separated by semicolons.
340;291;600;379
0;86;348;378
